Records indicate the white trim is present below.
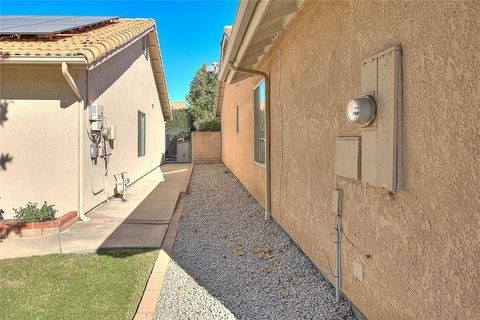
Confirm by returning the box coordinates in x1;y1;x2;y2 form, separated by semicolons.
218;0;260;82
0;56;86;65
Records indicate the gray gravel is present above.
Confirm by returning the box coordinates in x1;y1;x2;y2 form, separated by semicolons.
156;164;355;320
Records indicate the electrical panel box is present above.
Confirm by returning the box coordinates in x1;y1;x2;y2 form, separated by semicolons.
89;143;98;159
88;104;103;121
360;46;403;192
90;120;102;132
334;137;360;180
353;260;364;282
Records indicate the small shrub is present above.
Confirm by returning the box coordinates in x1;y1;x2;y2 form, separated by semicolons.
199;118;221;132
13;202;57;223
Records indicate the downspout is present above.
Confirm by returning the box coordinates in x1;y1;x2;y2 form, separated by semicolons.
335;210;341;303
228;62;271;221
62;62;90;222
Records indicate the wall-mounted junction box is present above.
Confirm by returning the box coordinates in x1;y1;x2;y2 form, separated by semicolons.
109;125;116;140
88;104;103;121
334;137;360;180
332;189;343;216
360;45;403;192
353;260;364;281
90;120;102;132
90;143;98;159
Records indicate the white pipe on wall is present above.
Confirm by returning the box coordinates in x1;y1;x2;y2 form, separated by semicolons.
61;62;90;222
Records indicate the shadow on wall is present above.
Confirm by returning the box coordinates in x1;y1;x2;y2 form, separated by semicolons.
0;100;13;171
1;99;8;126
0;41;142;106
87;41;143;102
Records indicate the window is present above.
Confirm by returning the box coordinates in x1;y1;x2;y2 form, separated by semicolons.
138;111;146;157
253;81;265;164
236;105;240;133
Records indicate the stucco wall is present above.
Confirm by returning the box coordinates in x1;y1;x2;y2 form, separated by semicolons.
221;79;266;205
0;37;166;219
0;67;79;218
192;131;222;164
82;39;166;213
221;1;480;319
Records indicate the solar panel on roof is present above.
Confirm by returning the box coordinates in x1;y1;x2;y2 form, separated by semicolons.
0;15;118;35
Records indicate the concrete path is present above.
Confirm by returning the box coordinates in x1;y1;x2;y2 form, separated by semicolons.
0;163;193;259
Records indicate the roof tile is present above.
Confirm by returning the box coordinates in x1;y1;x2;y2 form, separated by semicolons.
0;18;154;64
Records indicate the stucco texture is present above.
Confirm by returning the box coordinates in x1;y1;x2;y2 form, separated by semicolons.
0;67;79;218
0;38;165;218
220;1;480;319
222;78;266;206
81;39;165;213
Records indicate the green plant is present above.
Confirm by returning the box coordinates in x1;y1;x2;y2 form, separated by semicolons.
13;201;57;223
186;64;217;113
166;109;192;134
199;117;221;131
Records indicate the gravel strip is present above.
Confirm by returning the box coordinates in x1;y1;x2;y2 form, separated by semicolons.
156;164;355;320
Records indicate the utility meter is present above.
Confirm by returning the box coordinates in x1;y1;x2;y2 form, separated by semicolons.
90;143;98;159
346;95;376;126
88;104;103;121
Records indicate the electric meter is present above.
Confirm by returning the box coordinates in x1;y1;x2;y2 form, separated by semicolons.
346;96;376;126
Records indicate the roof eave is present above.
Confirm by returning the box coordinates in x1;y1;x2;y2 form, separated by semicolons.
147;28;171;120
218;0;260;83
218;0;304;84
0;55;87;65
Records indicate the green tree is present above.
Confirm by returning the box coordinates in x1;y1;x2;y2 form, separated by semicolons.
165;109;191;134
186;64;217;112
186;64;220;131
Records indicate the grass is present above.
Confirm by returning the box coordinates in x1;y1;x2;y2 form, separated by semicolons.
0;249;159;320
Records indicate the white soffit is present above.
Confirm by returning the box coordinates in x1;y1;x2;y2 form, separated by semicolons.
222;0;303;84
147;29;171;120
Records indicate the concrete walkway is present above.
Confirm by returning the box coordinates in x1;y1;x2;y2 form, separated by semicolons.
0;163;193;260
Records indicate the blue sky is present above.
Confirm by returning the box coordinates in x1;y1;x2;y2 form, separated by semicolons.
0;0;238;102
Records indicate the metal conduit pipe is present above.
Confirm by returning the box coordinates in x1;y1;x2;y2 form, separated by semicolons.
228;62;271;221
335;214;341;303
61;62;90;221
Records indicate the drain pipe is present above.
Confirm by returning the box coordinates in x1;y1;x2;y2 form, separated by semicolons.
62;62;90;222
333;188;343;303
335;213;341;303
228;62;271;221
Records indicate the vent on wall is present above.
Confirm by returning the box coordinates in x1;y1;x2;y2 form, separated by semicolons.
271;31;281;41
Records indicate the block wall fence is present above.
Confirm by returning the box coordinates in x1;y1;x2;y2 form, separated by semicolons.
191;131;222;164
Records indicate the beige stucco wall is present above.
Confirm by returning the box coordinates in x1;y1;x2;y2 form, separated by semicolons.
82;39;166;213
221;1;480;319
222;79;266;205
0;37;166;219
0;67;79;218
192;131;222;164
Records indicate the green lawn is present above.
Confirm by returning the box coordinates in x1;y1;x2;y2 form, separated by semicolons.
0;249;159;320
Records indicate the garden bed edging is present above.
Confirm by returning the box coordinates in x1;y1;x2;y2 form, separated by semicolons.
0;211;78;239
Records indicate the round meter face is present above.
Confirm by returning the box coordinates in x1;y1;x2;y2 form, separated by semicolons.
345;96;376;126
346;99;361;123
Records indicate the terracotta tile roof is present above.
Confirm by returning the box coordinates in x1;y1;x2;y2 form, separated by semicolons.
224;26;232;38
0;18;155;63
